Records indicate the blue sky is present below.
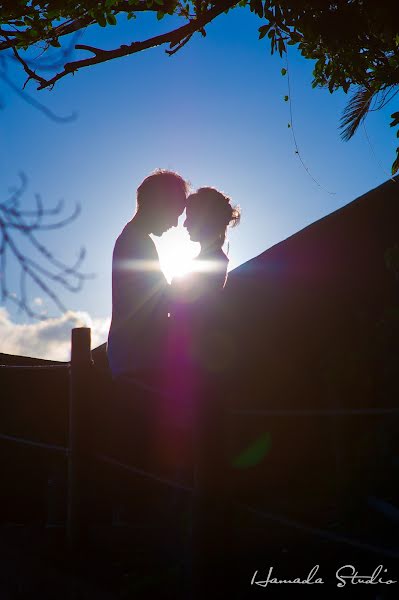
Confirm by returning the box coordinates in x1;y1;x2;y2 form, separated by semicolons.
0;7;397;358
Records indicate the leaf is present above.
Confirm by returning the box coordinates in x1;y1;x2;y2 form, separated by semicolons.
258;25;269;40
284;95;289;101
278;37;286;57
232;433;272;469
391;149;399;176
281;68;287;76
254;0;264;18
340;85;375;141
156;10;164;20
390;112;399;128
106;13;117;25
97;13;107;27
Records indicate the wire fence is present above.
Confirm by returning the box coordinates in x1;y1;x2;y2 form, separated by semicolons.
0;432;69;455
232;407;399;417
95;453;194;494
1;326;398;591
0;364;68;371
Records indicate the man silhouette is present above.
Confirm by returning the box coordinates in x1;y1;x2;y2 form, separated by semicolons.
107;169;188;382
103;170;188;482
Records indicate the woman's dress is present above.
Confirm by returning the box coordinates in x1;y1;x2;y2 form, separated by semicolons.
156;247;229;473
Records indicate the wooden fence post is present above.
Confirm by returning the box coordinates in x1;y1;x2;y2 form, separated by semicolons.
192;387;232;596
67;327;92;551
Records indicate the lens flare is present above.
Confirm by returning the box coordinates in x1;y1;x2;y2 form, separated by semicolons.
153;226;198;282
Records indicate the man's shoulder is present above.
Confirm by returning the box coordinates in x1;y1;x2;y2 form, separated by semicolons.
116;219;145;245
114;220;155;258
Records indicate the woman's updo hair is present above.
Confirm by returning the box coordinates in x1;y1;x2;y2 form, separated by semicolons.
187;186;241;247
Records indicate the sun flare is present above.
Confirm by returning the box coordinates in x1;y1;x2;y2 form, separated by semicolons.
153;226;198;283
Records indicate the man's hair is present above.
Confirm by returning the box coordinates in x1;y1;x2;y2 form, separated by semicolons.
137;169;188;209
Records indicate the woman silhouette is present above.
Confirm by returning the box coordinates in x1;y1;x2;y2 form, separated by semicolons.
179;186;240;295
159;187;240;475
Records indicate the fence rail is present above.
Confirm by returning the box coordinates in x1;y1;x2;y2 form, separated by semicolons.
232;407;399;416
0;433;69;454
95;453;194;494
0;364;68;371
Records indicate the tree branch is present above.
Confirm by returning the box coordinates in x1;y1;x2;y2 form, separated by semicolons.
28;0;239;90
9;40;47;88
0;174;93;319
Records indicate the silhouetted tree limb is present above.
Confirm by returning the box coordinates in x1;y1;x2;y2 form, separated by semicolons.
23;1;238;90
0;173;93;319
0;1;239;90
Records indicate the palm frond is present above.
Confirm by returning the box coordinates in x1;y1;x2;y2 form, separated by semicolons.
340;85;376;141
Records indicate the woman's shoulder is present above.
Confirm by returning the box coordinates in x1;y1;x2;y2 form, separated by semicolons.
198;247;228;270
193;248;228;290
199;246;228;260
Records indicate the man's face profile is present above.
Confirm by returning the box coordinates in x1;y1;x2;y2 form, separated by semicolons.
150;196;185;236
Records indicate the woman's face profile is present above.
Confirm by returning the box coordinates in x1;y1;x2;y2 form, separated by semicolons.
184;202;204;242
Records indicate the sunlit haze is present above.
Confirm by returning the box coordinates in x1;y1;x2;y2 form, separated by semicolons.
153;224;199;283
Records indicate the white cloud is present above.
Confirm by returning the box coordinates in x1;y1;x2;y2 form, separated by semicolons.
0;307;110;361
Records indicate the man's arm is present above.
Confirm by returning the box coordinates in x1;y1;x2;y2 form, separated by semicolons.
112;229;168;327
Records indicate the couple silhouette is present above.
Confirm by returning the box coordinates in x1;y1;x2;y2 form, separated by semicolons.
107;169;240;383
105;169;240;475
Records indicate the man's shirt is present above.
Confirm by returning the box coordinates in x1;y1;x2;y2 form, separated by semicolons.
107;219;169;378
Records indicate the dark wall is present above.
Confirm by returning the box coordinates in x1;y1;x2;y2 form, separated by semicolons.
214;178;399;411
187;178;399;526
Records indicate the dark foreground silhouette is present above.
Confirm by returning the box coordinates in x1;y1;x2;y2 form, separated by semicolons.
1;177;399;598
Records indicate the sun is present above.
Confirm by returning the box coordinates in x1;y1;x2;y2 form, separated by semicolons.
152;226;198;283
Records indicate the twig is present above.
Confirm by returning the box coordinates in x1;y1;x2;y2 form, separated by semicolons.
0;174;93;319
5;33;47;88
166;34;193;56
